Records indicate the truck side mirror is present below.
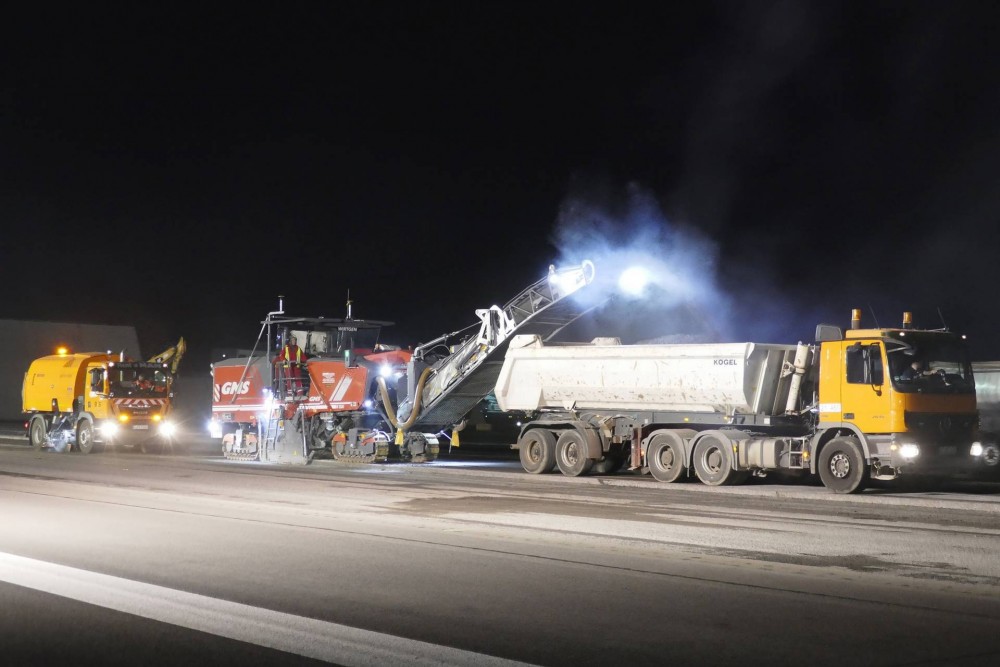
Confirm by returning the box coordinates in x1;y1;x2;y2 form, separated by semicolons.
816;324;843;342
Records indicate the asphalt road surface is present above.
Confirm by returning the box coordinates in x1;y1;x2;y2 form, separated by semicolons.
2;430;1000;666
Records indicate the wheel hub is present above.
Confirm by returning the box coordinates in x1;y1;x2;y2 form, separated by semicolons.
527;441;543;463
705;448;722;473
830;452;851;478
658;448;675;469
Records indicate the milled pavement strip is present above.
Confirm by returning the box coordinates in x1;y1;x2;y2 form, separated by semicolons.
0;551;535;667
2;432;999;513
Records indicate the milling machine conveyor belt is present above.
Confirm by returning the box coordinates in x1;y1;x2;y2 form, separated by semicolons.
405;262;598;431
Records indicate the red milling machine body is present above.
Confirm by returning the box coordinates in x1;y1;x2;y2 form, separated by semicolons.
210;298;413;463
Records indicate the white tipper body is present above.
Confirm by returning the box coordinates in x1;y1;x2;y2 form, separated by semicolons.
494;335;800;418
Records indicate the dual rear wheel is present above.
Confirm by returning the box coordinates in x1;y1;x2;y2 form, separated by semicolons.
28;416;46;451
518;428;599;477
691;433;750;486
555;430;593;477
647;432;687;483
518;428;556;474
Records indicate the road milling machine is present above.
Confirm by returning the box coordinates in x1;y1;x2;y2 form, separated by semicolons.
23;338;186;453
211;260;597;465
374;260;597;458
209;300;411;463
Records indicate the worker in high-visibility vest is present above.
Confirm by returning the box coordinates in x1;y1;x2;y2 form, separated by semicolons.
274;335;308;396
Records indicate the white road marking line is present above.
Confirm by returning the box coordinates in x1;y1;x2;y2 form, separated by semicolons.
0;551;533;667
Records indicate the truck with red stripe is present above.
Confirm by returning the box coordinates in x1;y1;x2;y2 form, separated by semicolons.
211;259;597;465
24;350;179;453
209;300;414;463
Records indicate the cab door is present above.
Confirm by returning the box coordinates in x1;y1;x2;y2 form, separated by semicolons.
840;342;892;434
86;365;110;418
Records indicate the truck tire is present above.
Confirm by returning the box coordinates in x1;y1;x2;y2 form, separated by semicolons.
518;428;557;474
647;433;686;483
76;421;94;454
692;434;736;486
818;436;868;494
29;416;47;451
555;430;594;477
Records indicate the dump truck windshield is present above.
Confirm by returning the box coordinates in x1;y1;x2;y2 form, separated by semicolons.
888;334;974;394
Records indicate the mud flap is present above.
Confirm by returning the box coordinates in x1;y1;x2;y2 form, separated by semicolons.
262;412;312;465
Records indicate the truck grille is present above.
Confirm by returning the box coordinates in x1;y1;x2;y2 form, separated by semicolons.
903;411;976;441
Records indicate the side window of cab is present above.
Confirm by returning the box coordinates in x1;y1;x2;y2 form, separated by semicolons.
89;368;106;393
846;343;884;385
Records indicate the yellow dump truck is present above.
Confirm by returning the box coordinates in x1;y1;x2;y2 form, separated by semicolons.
496;310;982;493
23;350;177;453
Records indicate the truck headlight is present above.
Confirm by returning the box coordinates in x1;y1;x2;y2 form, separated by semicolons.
100;422;119;438
207;420;223;439
900;443;920;459
159;421;177;438
971;442;984;457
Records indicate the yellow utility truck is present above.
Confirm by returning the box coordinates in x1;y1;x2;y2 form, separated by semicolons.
23;349;177;453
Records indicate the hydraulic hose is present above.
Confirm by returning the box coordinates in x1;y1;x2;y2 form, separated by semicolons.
376;366;433;430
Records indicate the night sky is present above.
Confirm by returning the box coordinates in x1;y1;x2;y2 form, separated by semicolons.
4;2;1000;372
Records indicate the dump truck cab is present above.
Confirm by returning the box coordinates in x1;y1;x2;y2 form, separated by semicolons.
816;315;978;477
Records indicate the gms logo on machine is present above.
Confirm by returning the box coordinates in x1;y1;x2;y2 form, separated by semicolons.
218;381;251;396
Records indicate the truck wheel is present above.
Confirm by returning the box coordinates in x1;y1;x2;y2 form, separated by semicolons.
818;437;868;494
692;434;735;486
76;421;94;454
29;416;47;451
518;428;556;474
555;430;594;477
647;433;686;483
